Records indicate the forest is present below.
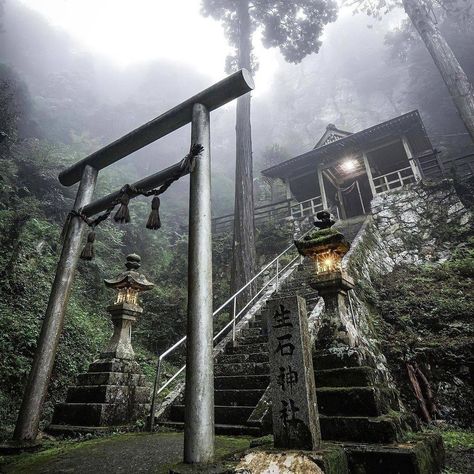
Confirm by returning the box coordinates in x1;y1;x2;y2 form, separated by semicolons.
0;0;473;472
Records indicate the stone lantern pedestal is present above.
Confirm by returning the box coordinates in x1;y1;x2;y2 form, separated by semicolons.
49;255;153;434
295;212;355;350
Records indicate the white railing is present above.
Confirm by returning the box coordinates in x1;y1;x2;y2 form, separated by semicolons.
291;195;323;218
373;166;416;193
148;230;310;429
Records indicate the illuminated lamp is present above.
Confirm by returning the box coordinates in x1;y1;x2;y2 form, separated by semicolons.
341;159;357;173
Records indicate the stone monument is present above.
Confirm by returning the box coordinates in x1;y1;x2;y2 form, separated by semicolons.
49;254;153;433
266;295;321;450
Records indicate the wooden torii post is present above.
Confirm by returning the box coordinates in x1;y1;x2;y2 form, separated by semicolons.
13;70;254;464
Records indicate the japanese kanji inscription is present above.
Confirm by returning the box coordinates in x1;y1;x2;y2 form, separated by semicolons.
266;295;321;450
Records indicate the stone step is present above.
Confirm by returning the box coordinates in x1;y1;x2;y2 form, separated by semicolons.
158;421;262;437
87;359;141;374
170;405;254;425
248;320;264;329
319;415;402;443
317;387;398;417
215;375;269;390
66;385;150;404
52;402;148;427
314;366;376;388
217;352;269;364
313;350;374;370
226;343;268;355
344;433;445;474
76;372;146;387
240;327;264;338
214;389;265;406
214;362;269;376
235;335;268;345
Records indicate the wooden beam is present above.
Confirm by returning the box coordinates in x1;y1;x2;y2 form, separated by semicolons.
317;167;328;209
59;69;254;186
402;135;422;180
362;152;377;197
82;162;183;217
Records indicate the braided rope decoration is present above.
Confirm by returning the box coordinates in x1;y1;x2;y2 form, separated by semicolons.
61;143;204;261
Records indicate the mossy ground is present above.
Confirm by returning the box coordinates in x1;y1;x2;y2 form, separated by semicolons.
0;431;252;473
437;428;474;474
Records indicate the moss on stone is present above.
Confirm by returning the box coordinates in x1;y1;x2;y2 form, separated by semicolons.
299;227;345;247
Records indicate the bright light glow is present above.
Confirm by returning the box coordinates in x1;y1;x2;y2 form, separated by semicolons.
116;288;139;305
341;159;357;172
315;251;341;273
18;0;277;94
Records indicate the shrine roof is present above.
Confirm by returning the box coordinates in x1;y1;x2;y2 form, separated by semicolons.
261;110;432;179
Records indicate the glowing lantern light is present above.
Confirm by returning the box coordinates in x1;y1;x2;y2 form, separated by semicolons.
294;210;353;289
104;253;154;307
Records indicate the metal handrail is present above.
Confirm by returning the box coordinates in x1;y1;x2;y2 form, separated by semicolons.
148;227;312;429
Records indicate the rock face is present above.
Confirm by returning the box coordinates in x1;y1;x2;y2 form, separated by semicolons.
235;451;325;474
371;180;471;265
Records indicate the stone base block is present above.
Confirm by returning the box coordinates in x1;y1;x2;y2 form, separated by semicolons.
0;440;43;455
50;357;151;430
317;387;398;417
66;384;150;404
88;358;142;373
52;401;149;426
344;433;445;474
313;348;374;371
320;414;403;443
47;424;131;437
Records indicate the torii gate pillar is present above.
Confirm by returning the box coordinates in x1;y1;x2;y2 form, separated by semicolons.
184;103;214;463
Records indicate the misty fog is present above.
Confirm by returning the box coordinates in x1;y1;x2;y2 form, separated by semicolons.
2;0;472;222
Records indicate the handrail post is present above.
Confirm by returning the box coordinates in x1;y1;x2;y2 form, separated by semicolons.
232;297;237;346
276;258;280;290
148;355;163;432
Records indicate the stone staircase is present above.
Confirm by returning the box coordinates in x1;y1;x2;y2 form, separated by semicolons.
161;304;405;443
160;217;376;438
313;350;403;444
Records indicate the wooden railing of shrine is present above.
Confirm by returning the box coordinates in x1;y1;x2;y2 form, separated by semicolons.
372;166;417;194
212;195;324;233
212;150;474;235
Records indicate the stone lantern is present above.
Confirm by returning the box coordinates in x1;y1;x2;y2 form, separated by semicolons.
49;254;154;434
103;253;154;360
294;211;354;348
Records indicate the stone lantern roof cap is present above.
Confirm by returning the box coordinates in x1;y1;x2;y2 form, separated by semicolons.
104;253;154;291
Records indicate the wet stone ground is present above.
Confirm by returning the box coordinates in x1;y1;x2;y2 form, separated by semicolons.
1;429;473;473
0;432;252;474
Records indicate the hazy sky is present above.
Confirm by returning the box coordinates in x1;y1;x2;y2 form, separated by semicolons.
19;0;281;94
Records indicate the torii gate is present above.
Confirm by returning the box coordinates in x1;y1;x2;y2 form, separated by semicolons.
13;70;254;464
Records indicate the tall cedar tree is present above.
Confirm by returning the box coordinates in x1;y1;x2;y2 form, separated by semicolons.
202;0;338;294
349;0;474;141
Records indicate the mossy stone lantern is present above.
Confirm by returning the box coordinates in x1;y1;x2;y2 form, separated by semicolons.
295;211;354;347
103;253;154;360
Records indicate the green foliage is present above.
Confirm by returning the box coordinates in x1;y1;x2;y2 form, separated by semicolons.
440;429;474;450
201;0;338;69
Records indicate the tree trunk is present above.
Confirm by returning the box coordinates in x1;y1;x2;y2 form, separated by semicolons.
403;0;474;142
231;0;256;297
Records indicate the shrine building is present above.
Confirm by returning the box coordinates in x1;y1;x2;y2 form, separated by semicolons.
261;110;439;220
